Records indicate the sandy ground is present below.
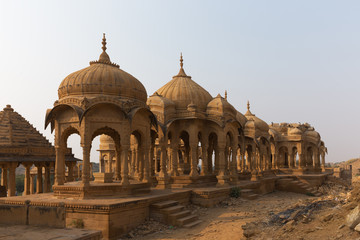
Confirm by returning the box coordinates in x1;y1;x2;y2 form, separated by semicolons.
124;185;360;240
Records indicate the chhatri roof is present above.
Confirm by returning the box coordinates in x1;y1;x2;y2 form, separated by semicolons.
155;54;213;112
57;33;147;103
0;105;52;148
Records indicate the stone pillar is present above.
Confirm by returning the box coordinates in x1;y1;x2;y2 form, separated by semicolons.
121;145;130;185
54;146;65;185
156;143;170;189
130;149;136;177
109;152;114;173
30;174;35;194
170;145;179;176
245;152;250;171
7;163;16;196
24;163;32;195
66;162;74;182
99;154;104;173
44;165;51;193
154;149;159;173
140;148;146;181
1;165;8;193
134;149;140;178
159;145;168;178
230;146;238;182
150;145;155;176
81;145;91;187
143;146;151;183
236;150;241;171
214;149;219;175
271;154;276;169
241;152;245;173
114;150;121;180
35;163;43;194
201;144;208;176
189;142;199;177
216;146;229;186
321;153;326;172
298;153;304;169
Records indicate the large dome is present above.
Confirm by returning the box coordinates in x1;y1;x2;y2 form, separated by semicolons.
155;54;212;112
58;34;147;103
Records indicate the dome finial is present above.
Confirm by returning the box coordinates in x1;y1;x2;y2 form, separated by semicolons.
176;52;187;77
102;33;107;52
180;52;184;68
245;100;254;116
98;33;111;63
225;90;227;100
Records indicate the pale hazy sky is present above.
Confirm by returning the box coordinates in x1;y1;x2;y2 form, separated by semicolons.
0;1;359;163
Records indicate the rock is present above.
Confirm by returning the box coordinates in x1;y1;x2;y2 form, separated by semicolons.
338;224;345;229
321;213;333;222
355;223;360;232
346;206;360;229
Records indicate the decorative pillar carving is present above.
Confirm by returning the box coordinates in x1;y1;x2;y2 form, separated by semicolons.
143;146;151;183
30;174;35;194
8;163;16;196
189;142;199;177
24;163;32;195
35;163;43;194
115;150;121;181
1;165;8;193
216;146;229;186
54;146;65;185
121;144;130;185
321;153;326;172
81;144;91;187
241;152;245;173
44;164;51;193
201;144;208;176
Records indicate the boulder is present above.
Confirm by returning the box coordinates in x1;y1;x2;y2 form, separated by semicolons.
346;206;360;229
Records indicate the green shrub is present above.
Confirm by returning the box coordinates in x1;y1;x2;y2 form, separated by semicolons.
230;187;241;198
71;219;84;228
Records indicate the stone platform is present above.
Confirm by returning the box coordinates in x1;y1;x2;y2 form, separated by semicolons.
0;173;329;240
0;224;101;240
53;180;151;199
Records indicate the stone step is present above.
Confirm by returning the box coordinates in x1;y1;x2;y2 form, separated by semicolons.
162;205;184;214
133;188;151;195
184;219;203;228
242;194;258;200
176;214;198;226
151;200;179;209
241;189;253;193
170;210;191;219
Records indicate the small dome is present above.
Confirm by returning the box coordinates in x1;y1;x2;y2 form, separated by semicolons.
99;134;115;150
58;34;147;103
305;130;320;140
288;127;302;135
236;111;247;127
155;54;212;112
244;101;269;133
207;94;237;120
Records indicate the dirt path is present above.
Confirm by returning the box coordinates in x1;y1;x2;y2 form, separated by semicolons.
127;191;355;240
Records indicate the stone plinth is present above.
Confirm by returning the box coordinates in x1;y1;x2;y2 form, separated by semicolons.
93;172;114;183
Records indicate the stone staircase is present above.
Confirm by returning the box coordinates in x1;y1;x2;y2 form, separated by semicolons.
276;178;322;197
150;200;202;228
240;189;259;200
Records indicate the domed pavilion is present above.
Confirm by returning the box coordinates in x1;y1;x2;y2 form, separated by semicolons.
45;34;156;198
